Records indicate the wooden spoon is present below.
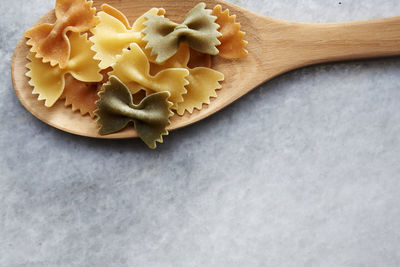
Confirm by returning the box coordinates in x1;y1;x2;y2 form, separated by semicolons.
11;0;400;139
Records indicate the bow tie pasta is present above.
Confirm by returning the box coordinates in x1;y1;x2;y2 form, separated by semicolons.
142;3;222;63
26;32;103;107
23;1;248;148
90;5;166;69
95;76;173;149
25;0;99;68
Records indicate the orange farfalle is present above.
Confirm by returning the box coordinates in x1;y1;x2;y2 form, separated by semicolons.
61;68;111;118
61;75;100;118
25;0;99;68
212;5;248;59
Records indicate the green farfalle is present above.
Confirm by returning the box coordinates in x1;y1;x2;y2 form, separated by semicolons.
95;76;173;149
142;2;221;63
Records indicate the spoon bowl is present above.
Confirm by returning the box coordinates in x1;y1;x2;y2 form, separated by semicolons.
11;0;400;138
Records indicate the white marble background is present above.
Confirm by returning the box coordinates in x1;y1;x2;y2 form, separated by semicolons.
1;0;400;266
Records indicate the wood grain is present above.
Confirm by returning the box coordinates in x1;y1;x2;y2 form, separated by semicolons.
11;0;400;139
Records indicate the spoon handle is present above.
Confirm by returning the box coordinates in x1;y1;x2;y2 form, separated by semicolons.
254;15;400;74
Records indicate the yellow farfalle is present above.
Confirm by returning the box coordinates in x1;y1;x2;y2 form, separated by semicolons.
108;43;189;105
178;68;224;115
90;5;165;69
26;33;103;107
101;3;132;30
25;0;99;68
212;5;248;59
150;43;224;115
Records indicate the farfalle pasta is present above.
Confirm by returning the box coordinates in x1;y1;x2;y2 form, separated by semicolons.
150;43;224;115
178;68;224;115
212;5;248;59
26;32;103;107
142;3;221;63
108;43;189;105
61;68;111;118
25;0;99;68
61;75;102;118
23;1;248;148
101;4;132;30
90;5;165;69
95;76;173;149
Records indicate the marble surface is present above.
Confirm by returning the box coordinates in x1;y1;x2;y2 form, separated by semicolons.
1;0;400;266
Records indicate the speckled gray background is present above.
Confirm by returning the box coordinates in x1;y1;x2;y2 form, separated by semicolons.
1;0;400;266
